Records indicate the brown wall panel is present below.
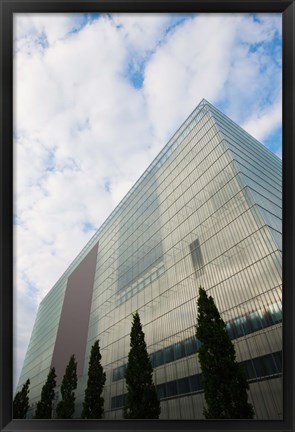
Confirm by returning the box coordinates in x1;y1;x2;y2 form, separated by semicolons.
51;242;99;385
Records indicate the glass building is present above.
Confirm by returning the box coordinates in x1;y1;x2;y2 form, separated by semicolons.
15;99;282;420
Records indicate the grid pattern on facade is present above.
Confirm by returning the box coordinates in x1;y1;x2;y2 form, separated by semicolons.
16;100;282;420
111;350;282;410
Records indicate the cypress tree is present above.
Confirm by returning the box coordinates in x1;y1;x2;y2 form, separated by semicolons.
81;340;106;419
56;354;77;419
124;311;160;419
196;286;255;419
34;367;57;418
13;379;30;419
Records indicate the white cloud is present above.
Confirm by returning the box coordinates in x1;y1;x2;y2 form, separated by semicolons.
14;13;87;49
141;13;281;145
142;14;241;142
13;12;282;390
112;13;172;56
242;98;282;142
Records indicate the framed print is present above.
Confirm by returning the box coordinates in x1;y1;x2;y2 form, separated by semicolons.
1;1;294;432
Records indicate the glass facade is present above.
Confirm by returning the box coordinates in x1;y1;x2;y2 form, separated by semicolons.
16;99;282;420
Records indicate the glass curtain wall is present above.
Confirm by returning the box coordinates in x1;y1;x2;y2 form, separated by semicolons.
16;100;282;420
77;102;282;419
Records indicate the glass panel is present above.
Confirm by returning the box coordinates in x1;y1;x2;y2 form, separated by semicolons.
177;377;190;395
166;380;177;397
184;338;194;356
243;359;256;379
273;351;282;373
189;238;204;271
163;346;174;364
189;374;202;392
156;383;167;399
248;311;263;332
174;342;185;360
269;302;282;323
154;350;164;367
253;356;267;377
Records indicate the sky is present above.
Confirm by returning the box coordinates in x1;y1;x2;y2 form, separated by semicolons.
13;12;282;390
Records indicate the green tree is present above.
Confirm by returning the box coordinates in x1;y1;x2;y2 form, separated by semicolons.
196;286;255;419
81;340;106;419
56;354;77;419
13;379;30;419
124;311;160;419
34;367;56;419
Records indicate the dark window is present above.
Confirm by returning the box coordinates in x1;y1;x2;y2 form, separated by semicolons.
242;359;256;379
233;316;247;338
177;377;190;395
189;239;204;271
156;383;166;399
243;316;252;334
261;311;273;328
183;338;194;356
253;356;268;377
262;354;277;376
150;352;155;368
242;352;282;381
243;316;253;334
226;322;235;339
273;351;282;373
117;394;124;409
154;350;164;367
163;346;174;363
189;374;203;392
174;342;185;360
194;337;201;353
120;365;126;379
111;393;127;409
269;303;282;324
166;380;177;397
191;337;198;354
112;364;126;382
110;351;283;411
248;311;263;332
112;369;119;382
111;397;116;409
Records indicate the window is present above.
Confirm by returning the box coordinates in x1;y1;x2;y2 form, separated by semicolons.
226;322;235;339
163;346;174;363
233;316;248;338
111;397;116;409
262;355;277;376
166;380;177;397
248;311;263;332
189;239;204;271
253;356;268;377
112;369;119;382
189;374;203;392
193;337;201;353
174;342;185;360
177;377;190;395
156;383;166;399
111;393;127;409
154;350;164;367
273;351;282;373
112;364;126;382
242;359;256;379
269;302;282;323
111;351;282;410
183;338;194;356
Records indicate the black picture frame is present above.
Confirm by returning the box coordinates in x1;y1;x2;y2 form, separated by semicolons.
1;1;294;432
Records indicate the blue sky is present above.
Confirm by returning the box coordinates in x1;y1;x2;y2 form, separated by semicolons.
13;12;282;390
